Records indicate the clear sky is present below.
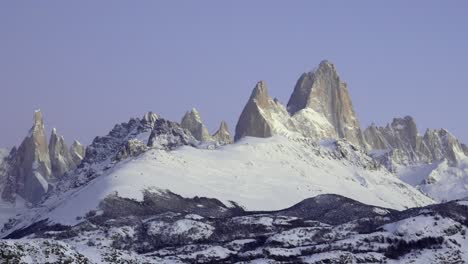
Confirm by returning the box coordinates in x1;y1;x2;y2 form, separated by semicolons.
1;1;467;148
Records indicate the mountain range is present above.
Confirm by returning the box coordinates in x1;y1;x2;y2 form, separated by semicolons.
0;60;467;263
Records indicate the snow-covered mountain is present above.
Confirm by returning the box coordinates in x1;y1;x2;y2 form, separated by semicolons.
1;59;468;262
0;110;85;205
2;193;468;263
364;116;468;202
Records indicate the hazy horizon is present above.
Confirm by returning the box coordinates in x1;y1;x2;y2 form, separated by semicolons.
1;1;467;148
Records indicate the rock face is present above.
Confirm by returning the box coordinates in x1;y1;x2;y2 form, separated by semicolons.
212;121;233;144
234;81;281;141
114;139;148;162
8;111;52;203
235;62;363;146
287;60;365;147
82;112;156;167
181;109;212;142
0;111;86;204
364;116;466;170
148;118;196;150
49;128;75;178
69;140;85;168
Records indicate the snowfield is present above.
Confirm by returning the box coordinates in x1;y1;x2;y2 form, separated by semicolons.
397;157;468;202
40;136;432;225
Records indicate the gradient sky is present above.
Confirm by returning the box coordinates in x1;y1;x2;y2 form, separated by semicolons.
1;1;467;148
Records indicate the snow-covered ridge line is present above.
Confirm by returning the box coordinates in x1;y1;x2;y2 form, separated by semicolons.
7;135;430;229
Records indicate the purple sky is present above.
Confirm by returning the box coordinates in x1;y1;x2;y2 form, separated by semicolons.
1;1;467;148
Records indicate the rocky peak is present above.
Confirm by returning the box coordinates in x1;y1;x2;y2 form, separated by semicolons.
287;60;365;147
148;118;197;150
70;140;86;167
388;116;420;149
142;111;159;129
82;117;150;166
181;108;212;142
249;80;270;108
363;123;388;150
234;81;276;141
7;110;52;203
49;128;74;178
365;116;467;170
423;128;464;166
212;121;233;144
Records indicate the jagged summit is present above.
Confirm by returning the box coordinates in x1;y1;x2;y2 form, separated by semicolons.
0;111;85;204
364;115;467;168
1;110;52;203
181;108;212;142
212;120;233;144
70;140;85;167
234;61;365;147
234;81;279;141
142;111;159;128
49;128;75;178
249;80;270;108
287;60;365;147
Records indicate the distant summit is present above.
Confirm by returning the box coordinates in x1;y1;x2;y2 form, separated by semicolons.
235;60;364;147
0;111;84;204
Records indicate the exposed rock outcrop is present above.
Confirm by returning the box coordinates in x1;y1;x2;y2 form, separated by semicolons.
69;140;85;168
423;128;465;165
287;60;365;147
364;116;466;170
0;111;87;204
8;110;52;203
181;109;212;142
114;139;148;161
234;63;360;145
234;81;282;141
148;118;196;150
82;113;156;166
49;128;75;178
142;111;159;129
212;121;233;144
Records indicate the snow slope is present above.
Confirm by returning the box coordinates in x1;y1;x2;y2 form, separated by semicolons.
36;136;433;226
398;157;468;202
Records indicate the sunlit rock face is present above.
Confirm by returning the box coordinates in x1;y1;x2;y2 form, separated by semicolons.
69;140;85;168
287;60;365;147
212;121;233;145
181;108;212;142
8;110;52;203
49;128;75;178
235;61;364;147
235;81;276;141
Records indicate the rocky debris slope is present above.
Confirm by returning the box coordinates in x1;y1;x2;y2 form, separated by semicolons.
212;120;233;144
3;193;467;263
181;108;212;142
0;111;85;205
235;61;365;148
